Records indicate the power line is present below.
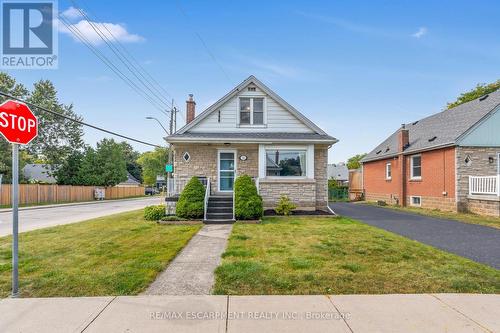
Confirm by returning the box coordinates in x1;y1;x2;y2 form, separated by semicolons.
58;14;169;116
0;91;162;148
175;1;233;84
68;1;174;112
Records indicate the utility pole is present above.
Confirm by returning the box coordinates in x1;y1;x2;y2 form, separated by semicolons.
166;99;174;197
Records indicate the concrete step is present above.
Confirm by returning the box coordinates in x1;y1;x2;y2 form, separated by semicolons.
206;213;233;220
208;207;232;214
203;219;235;224
209;196;233;202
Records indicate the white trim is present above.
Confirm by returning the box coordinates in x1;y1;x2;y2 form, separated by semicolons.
217;149;237;192
258;144;266;178
410;154;422;180
410;195;422;207
385;162;392;180
497;152;500;175
175;75;329;135
237;96;267;126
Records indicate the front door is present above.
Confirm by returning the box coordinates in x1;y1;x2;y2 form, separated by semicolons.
218;150;236;192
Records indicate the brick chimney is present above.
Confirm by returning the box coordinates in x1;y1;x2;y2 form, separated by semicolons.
398;124;409;152
186;94;196;124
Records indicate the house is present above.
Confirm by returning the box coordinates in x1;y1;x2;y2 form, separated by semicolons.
361;89;500;217
166;75;337;220
115;172;141;188
22;164;57;184
327;163;349;185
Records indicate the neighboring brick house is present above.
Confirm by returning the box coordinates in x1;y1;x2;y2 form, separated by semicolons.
166;76;337;221
361;90;500;217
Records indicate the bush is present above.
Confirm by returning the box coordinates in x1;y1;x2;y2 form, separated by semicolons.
176;177;205;219
144;205;166;221
234;175;263;220
275;195;297;216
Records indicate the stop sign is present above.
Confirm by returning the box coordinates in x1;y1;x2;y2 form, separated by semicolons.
0;100;38;145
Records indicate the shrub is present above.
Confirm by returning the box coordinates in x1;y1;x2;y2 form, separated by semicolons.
176;177;205;219
275;195;297;216
234;175;263;220
144;205;166;221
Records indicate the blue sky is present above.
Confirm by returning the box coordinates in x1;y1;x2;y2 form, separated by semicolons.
6;0;500;162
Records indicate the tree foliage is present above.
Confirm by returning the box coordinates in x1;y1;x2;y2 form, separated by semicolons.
120;142;142;182
347;153;367;170
447;80;500;109
137;147;168;186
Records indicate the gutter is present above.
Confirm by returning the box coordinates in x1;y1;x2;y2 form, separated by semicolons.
166;137;338;145
361;142;456;164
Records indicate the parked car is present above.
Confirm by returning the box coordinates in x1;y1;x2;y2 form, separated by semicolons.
145;187;158;195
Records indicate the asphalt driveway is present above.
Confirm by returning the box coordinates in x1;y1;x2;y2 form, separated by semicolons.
329;202;500;269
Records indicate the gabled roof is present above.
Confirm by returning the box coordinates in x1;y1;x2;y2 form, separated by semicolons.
328;163;348;181
362;89;500;163
118;172;141;186
173;75;330;136
22;164;57;183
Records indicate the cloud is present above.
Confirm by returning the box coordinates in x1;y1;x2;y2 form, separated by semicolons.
412;27;428;38
61;6;83;21
59;7;144;45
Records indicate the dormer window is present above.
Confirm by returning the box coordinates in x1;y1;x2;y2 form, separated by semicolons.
239;97;265;125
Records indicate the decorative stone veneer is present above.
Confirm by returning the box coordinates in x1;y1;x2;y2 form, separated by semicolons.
173;143;329;210
259;179;316;210
466;196;500;217
456;146;500;213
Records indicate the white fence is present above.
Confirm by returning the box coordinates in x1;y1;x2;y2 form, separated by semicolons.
469;175;499;196
167;176;208;197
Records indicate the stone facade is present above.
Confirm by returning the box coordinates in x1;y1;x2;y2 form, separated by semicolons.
172;143;329;210
456;146;500;213
466;196;500;217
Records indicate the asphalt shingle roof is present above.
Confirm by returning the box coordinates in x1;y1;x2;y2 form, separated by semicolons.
167;132;337;143
362;89;500;163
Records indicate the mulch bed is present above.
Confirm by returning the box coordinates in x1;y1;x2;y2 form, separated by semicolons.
264;209;334;216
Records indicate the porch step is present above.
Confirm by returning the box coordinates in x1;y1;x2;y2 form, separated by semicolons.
208;207;232;213
209;196;233;202
205;195;234;223
206;212;233;220
203;219;235;224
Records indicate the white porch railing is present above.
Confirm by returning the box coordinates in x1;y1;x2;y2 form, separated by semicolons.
167;176;208;197
204;178;211;221
469;175;500;196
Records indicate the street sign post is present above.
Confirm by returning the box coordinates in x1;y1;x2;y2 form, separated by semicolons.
0;100;38;297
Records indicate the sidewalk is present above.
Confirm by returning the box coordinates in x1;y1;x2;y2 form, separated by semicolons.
1;294;498;332
143;224;233;295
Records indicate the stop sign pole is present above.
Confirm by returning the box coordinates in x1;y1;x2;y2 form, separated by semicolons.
0;100;38;298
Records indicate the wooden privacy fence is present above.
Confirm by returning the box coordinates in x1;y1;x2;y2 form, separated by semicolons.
348;169;363;200
0;184;145;206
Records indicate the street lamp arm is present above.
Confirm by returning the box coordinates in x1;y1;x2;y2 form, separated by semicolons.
146;116;169;135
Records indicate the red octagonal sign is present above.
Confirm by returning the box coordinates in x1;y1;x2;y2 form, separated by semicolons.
0;100;38;145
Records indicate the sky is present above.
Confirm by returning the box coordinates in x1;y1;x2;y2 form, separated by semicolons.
5;0;500;163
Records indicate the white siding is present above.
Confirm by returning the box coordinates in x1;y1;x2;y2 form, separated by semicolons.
189;86;314;133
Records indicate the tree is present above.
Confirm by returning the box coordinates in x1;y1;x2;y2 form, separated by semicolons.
347;154;367;170
447;80;500;109
95;139;128;186
137;147;168;186
0;72;29;183
119;142;142;182
26;80;85;167
54;150;84;185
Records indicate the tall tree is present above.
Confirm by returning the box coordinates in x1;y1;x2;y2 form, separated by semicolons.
347;153;367;170
0;72;29;183
26;80;85;166
95;139;128;186
137;147;168;186
119;142;142;182
447;80;500;109
54;150;84;185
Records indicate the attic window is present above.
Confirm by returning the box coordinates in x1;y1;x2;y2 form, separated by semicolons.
239;97;265;125
182;152;191;162
248;87;256;92
428;136;437;142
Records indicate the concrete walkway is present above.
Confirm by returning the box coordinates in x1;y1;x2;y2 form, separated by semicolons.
1;294;498;332
143;224;233;295
329;202;500;269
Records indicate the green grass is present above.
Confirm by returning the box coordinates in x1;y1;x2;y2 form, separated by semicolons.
362;201;500;229
214;216;500;295
0;210;201;298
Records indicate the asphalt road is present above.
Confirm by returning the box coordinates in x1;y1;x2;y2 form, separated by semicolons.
0;197;162;237
329;202;500;269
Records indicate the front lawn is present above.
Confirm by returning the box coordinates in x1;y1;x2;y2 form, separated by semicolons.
361;201;500;229
214;217;500;295
0;210;201;298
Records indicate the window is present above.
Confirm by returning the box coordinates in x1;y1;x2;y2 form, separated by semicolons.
239;97;265;125
385;163;392;180
266;149;306;177
410;155;421;179
410;196;421;207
